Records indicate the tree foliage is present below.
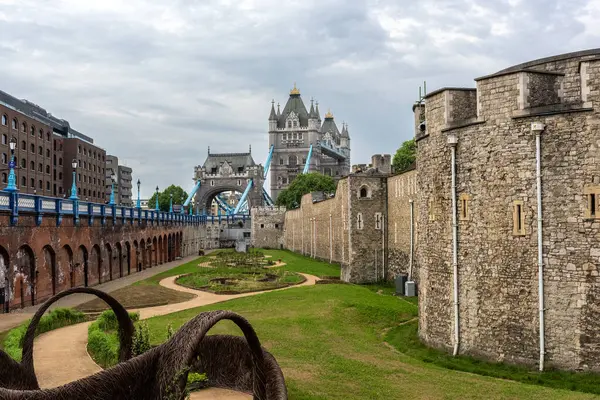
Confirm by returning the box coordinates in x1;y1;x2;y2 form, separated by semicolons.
275;172;337;210
392;139;416;173
148;185;188;212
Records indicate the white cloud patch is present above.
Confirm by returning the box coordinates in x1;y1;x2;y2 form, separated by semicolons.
0;0;597;197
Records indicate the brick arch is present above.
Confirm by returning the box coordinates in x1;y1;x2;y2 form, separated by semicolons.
167;233;173;262
105;243;113;281
152;236;158;266
0;245;9;313
139;239;146;271
59;245;75;290
115;242;123;278
90;245;102;285
158;236;163;265
40;245;57;301
78;245;89;287
133;240;140;272
162;234;167;264
14;245;36;308
146;237;152;268
124;241;132;275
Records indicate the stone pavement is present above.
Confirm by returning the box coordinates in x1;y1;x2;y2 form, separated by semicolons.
33;270;319;398
0;255;198;333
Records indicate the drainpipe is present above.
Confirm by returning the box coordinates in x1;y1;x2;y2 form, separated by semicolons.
409;199;414;281
447;133;459;356
532;122;546;371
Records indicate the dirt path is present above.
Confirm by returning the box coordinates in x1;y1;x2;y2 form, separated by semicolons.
34;271;319;398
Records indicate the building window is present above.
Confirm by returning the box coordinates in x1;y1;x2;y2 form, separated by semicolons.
375;213;382;230
21;122;27;133
289;155;297;166
287;121;292;128
30;178;34;188
78;173;81;182
78;145;81;154
298;133;303;140
21;176;26;187
59;157;62;166
12;118;17;130
39;129;43;139
46;181;50;190
59;172;63;180
30;160;34;170
21;141;26;150
46;149;50;157
293;121;298;128
459;194;470;221
356;213;364;230
210;180;214;186
359;186;368;198
38;146;42;155
38;180;42;189
30;143;34;153
38;163;42;172
279;158;283;165
260;224;265;229
428;197;435;221
46;165;50;174
59;186;63;194
2;173;7;183
2;134;6;145
30;126;35;136
1;153;6;164
584;187;600;219
513;200;526;235
1;115;6;126
46;132;50;141
83;188;87;196
237;179;241;186
20;158;25;168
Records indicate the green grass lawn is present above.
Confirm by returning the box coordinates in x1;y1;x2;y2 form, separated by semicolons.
143;283;593;399
176;266;303;294
261;249;341;278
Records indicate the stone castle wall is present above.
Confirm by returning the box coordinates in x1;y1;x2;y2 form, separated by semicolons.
417;50;600;370
251;206;286;249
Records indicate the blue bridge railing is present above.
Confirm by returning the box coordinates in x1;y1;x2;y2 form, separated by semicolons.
0;190;251;227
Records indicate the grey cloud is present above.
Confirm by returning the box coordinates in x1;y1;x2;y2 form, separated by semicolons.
0;0;598;197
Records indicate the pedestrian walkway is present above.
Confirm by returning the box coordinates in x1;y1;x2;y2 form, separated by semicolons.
0;255;197;332
33;270;319;398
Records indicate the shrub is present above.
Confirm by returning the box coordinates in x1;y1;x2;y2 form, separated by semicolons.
167;323;174;340
132;321;151;356
87;310;140;368
3;308;87;361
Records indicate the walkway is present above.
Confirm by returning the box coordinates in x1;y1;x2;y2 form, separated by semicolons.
33;270;319;398
0;255;198;333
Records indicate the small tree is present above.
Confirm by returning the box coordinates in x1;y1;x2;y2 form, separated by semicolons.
148;185;188;212
275;172;337;210
392;139;416;173
132;321;151;356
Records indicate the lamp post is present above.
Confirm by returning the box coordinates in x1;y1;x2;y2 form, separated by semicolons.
69;159;78;200
155;186;159;211
5;137;17;192
108;173;116;205
136;179;141;208
169;193;173;213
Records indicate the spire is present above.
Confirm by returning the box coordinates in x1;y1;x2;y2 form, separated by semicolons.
290;82;300;96
277;102;281;116
309;98;317;119
341;122;349;138
249;144;252;153
315;101;321;120
269;99;277;120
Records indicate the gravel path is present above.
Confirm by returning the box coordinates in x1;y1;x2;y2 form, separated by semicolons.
33;268;319;398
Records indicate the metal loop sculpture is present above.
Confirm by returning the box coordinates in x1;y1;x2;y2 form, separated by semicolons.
0;289;288;399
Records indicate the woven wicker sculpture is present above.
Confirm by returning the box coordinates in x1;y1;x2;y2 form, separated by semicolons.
0;288;288;400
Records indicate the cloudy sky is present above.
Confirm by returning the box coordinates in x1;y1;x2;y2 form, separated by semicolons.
1;0;599;198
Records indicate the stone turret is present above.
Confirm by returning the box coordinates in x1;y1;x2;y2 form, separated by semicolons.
268;100;277;131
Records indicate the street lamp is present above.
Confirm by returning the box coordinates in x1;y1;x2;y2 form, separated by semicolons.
5;137;17;192
155;186;159;211
136;179;141;208
108;173;116;205
169;193;173;213
69;159;78;200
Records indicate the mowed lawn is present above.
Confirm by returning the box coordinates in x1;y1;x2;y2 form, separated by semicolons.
144;284;593;399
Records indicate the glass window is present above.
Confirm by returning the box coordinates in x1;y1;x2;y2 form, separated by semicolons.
21;122;27;133
46;132;50;141
21;141;26;150
38;180;42;189
46;149;50;157
46;181;50;190
2;173;7;183
38;163;42;172
30;178;34;188
30;126;35;136
1;153;6;164
1;115;6;126
12;119;17;130
30;143;35;153
39;129;43;139
30;160;34;170
59;157;62;166
38;146;43;155
20;158;26;168
46;165;50;174
2;134;6;145
21;176;26;187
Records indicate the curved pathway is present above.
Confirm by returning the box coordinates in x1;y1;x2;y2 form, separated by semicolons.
33;271;319;399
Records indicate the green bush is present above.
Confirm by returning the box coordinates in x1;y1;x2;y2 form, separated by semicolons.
87;310;140;368
3;308;87;361
132;321;151;356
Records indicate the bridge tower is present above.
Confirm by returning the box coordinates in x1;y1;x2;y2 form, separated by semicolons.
193;147;265;215
268;84;351;201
